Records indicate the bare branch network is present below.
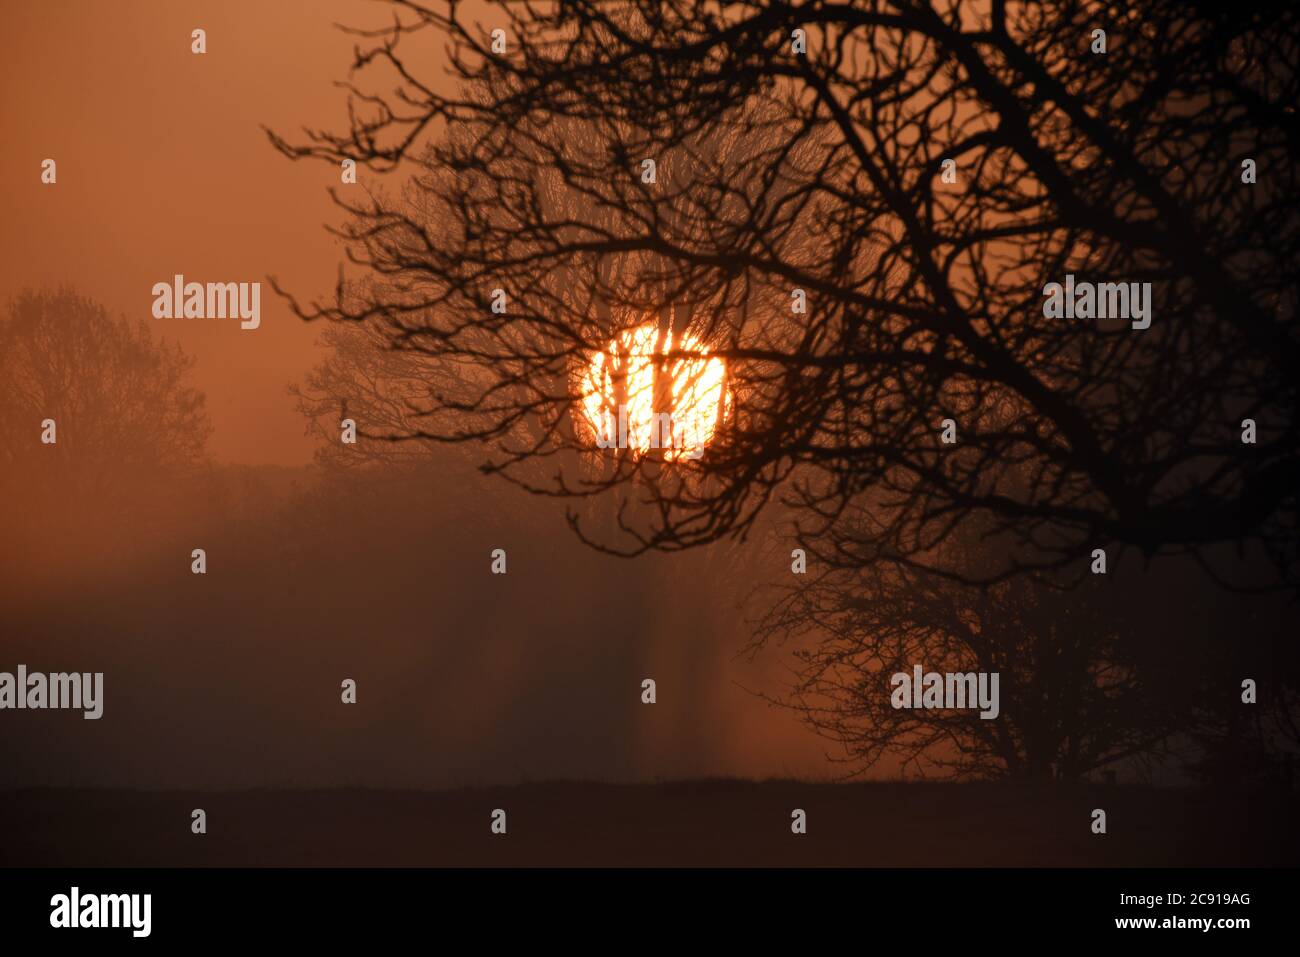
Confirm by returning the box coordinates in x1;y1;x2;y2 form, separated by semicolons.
269;0;1299;588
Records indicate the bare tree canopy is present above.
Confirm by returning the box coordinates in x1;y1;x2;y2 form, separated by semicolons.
270;0;1300;588
759;573;1171;781
0;287;210;480
0;287;212;567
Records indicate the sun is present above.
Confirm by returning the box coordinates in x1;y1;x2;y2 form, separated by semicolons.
577;317;727;461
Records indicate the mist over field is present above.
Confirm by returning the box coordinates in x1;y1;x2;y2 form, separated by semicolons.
2;0;1298;876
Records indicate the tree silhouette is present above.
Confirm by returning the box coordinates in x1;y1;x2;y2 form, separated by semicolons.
271;0;1299;589
0;287;211;560
1177;590;1300;789
293;289;468;475
749;518;1173;780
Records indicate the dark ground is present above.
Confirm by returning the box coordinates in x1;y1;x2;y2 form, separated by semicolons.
1;780;1295;867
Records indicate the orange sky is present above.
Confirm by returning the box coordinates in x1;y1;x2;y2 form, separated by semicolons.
0;1;839;786
0;0;416;465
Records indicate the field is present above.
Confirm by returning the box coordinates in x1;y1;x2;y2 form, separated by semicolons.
3;780;1294;868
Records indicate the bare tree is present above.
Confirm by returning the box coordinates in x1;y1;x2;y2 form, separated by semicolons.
269;0;1299;591
0;287;209;481
293;284;476;475
1179;593;1300;790
749;516;1172;780
0;287;211;562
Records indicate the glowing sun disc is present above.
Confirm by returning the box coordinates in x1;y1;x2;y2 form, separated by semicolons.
577;318;727;461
